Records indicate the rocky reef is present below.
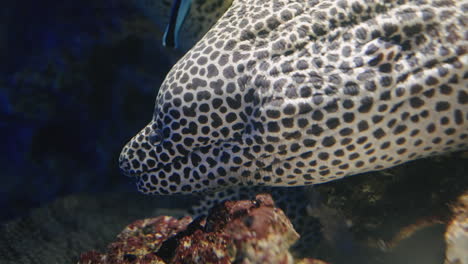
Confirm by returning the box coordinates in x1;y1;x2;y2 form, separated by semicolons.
445;192;468;264
1;160;466;264
78;194;327;264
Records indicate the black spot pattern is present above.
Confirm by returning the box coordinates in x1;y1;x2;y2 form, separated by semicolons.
118;0;468;197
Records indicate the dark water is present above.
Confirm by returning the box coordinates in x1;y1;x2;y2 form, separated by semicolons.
0;0;177;222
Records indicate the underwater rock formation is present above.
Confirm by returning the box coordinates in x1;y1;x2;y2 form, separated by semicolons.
0;157;465;264
78;194;328;264
0;192;192;264
445;192;468;264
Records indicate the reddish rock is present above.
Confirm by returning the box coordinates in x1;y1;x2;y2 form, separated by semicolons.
78;194;328;264
78;216;192;264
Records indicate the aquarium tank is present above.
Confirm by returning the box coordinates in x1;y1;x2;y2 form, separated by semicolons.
0;0;467;263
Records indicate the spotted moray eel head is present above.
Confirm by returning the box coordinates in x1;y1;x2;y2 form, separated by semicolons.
120;0;468;195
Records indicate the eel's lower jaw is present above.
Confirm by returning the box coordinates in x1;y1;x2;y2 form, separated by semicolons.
120;168;140;178
119;155;165;178
118;159;134;177
118;163;148;179
118;151;140;177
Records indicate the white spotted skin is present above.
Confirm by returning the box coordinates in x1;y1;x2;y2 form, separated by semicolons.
119;0;468;195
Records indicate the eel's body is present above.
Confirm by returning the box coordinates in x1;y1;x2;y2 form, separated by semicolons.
120;0;468;196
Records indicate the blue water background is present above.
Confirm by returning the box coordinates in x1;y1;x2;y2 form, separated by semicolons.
0;0;175;222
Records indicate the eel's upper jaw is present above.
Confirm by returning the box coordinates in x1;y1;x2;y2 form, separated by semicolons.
118;145;134;178
119;138;153;179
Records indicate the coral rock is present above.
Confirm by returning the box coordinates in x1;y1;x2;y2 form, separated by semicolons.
78;194;327;264
445;192;468;264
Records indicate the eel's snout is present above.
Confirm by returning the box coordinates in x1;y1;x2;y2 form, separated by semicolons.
118;146;132;177
119;126;154;179
119;141;139;178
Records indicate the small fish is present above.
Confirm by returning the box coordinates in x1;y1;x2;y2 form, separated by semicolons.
163;0;192;48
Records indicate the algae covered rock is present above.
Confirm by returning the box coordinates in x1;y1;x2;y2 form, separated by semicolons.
445;192;468;264
78;194;327;264
0;192;188;264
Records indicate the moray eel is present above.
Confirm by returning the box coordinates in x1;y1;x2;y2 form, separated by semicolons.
120;0;468;197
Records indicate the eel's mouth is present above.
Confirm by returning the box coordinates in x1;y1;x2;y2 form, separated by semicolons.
118;157;133;177
119;156;166;179
119;143;190;179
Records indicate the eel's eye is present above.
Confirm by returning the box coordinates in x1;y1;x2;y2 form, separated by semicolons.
148;130;163;145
